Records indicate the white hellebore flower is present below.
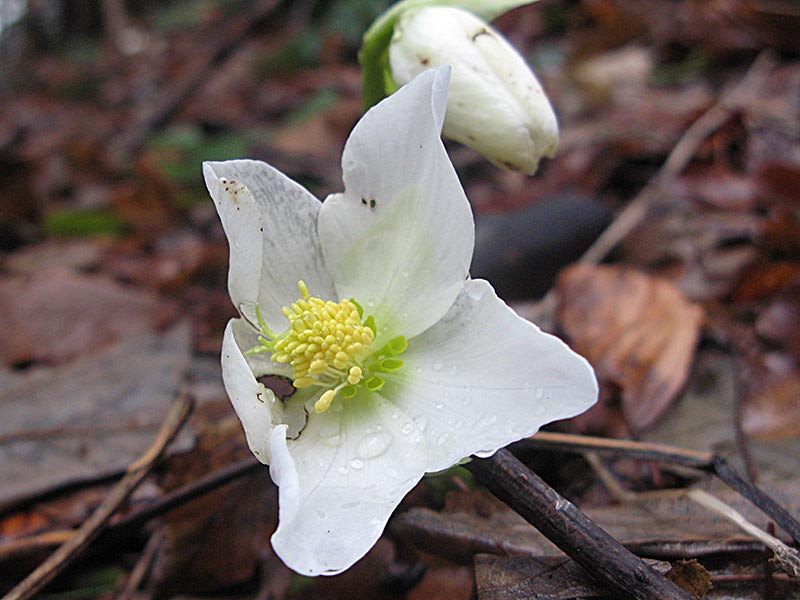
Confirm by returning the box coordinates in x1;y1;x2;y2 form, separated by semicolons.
204;67;596;576
389;6;558;174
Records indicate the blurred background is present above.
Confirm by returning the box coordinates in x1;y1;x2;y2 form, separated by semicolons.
0;0;799;598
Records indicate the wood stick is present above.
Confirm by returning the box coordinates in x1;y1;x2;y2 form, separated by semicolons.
465;449;695;600
1;394;193;600
518;432;800;545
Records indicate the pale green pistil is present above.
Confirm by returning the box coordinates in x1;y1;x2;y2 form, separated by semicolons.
246;281;407;413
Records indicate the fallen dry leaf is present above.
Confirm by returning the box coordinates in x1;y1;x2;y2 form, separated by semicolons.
475;554;670;600
666;559;713;599
0;324;191;506
556;264;704;431
0;267;171;367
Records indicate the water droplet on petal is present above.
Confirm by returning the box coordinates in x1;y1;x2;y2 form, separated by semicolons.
432;361;444;372
535;387;544;399
337;465;349;475
401;422;414;436
437;433;450;446
448;365;459;376
356;432;392;459
349;458;365;470
434;402;444;410
315;509;326;520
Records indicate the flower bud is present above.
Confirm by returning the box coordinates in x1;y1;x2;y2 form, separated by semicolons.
389;6;558;174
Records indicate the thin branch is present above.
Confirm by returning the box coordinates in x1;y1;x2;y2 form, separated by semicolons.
114;530;162;600
465;449;695;600
517;432;800;545
0;457;261;564
1;394;193;600
688;489;800;578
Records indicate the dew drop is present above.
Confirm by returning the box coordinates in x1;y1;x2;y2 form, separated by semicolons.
315;509;326;520
415;367;422;374
454;419;464;429
349;458;365;470
535;387;544;399
337;465;349;476
434;402;444;410
432;361;444;372
448;365;459;376
401;422;415;436
437;433;450;446
356;432;392;459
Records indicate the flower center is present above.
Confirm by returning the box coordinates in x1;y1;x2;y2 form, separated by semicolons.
247;281;408;414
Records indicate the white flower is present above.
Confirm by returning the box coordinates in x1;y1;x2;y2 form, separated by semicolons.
389;6;558;174
204;67;596;576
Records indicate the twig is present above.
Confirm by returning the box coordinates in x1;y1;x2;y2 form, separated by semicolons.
1;394;193;600
517;432;800;545
108;456;261;535
465;449;695;600
584;451;800;579
688;489;800;578
0;457;260;563
528;49;777;328
114;530;162;600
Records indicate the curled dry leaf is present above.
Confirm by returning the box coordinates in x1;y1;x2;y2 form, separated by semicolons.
556;264;704;431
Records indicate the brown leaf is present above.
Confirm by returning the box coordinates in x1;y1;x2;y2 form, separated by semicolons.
742;373;800;440
0;324;192;506
666;559;713;598
475;553;670;600
0;267;171;367
556;265;705;431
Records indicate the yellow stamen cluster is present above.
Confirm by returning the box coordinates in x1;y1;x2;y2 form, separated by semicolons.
271;282;375;400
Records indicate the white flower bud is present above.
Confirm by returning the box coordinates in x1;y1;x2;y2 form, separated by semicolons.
389;6;558;174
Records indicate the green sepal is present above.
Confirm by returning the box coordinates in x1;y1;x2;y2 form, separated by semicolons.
365;375;386;391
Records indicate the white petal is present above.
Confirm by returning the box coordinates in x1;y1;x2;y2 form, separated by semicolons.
271;391;427;576
221;319;285;464
383;279;597;472
318;68;474;343
204;160;336;331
